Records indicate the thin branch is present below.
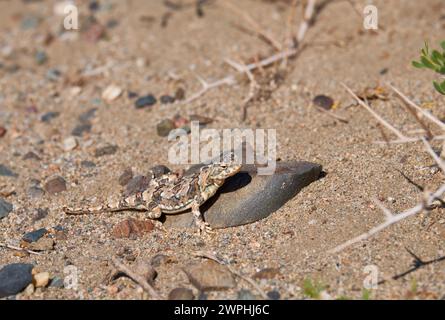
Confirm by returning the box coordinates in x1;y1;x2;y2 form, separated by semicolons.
221;1;282;51
329;139;445;254
388;83;445;132
111;257;161;300
296;0;316;44
0;242;43;256
342;83;408;140
194;251;269;300
182;0;317;104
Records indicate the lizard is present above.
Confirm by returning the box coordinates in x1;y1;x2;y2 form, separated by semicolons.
62;153;242;234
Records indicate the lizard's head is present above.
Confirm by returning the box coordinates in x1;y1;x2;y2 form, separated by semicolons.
202;152;242;182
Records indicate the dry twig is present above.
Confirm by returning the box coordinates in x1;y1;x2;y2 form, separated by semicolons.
329;138;445;253
0;242;43;256
182;0;317;105
221;1;282;51
111;257;161;299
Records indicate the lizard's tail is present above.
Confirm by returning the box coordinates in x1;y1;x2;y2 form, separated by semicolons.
62;205;112;215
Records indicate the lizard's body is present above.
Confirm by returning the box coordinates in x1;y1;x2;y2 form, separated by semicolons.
63;154;241;233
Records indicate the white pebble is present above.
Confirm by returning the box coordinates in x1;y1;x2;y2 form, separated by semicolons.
63;136;78;151
102;84;123;102
33;272;50;288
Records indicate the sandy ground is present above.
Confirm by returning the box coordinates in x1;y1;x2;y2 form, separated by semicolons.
1;0;445;300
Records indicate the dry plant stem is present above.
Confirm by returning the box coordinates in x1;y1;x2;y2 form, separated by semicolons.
329;138;445;254
111;257;161;300
388;84;445;132
221;1;282;51
182;49;297;104
226;58;258;121
342;83;408;140
194;251;269;300
183;0;317;104
0;242;43;256
296;0;316;43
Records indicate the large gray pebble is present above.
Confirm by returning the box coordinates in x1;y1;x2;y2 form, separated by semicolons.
163;161;322;229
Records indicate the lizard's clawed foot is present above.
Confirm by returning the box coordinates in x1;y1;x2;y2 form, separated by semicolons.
197;221;213;235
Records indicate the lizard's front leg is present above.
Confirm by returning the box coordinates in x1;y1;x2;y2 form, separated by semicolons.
191;202;213;234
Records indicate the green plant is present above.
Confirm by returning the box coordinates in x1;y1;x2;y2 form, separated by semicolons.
412;41;445;95
302;278;325;299
361;288;372;300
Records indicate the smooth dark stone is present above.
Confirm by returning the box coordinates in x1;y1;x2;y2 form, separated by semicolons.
78;108;97;123
22;228;48;243
49;277;64;288
40;111;60;123
267;290;281;300
135;95;157;109
95;145;118;157
313;95;334;110
0;198;13;219
0;164;18;178
81;160;97;168
71;123;92;137
163;161;322;229
0;264;34;298
160;95;175;104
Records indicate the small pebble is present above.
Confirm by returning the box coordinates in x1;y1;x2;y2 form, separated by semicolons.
150;254;172;267
156;119;175;137
81;160;96;168
0;198;13;219
63;136;78;151
35;51;48;65
28;186;45;199
46;68;61;81
41;111;60;123
313;95;334;110
71;123;92;136
23;283;35;296
160;95;175;104
118;168;133;186
0;127;6;138
168;288;195;300
135;95;157;109
127;91;139;99
237;289;257;300
32;208;49;222
102;85;123;102
0;164;18;177
33;272;50;288
174;87;185;100
111;218;155;239
22;228;48;243
49;277;64;288
44;176;67;195
267;290;280;300
95;145;118;157
78;108;97;123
